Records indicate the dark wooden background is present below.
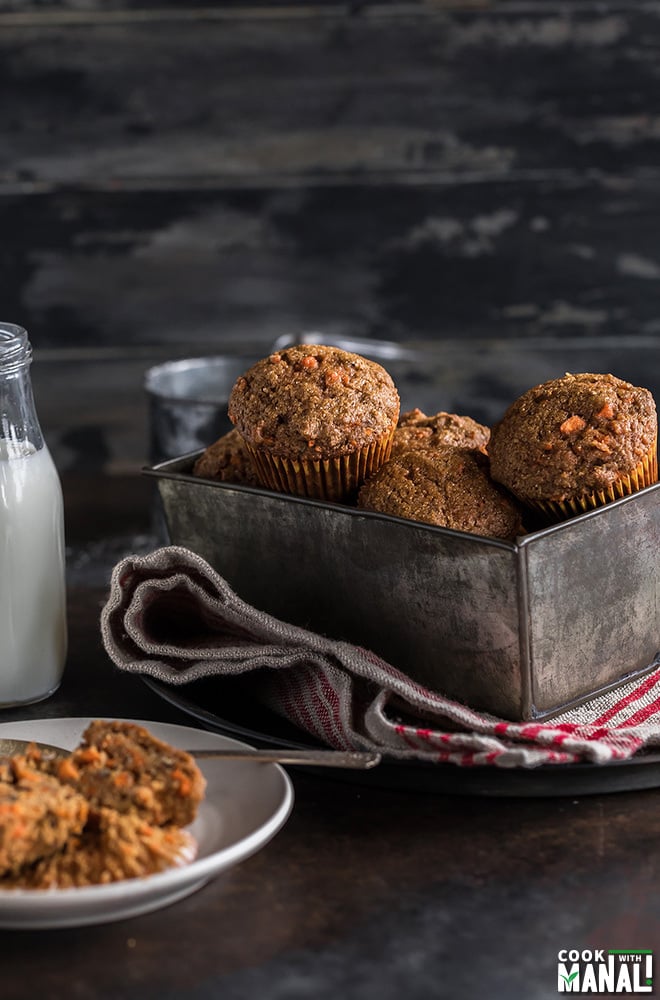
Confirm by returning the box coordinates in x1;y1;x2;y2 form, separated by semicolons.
3;0;660;475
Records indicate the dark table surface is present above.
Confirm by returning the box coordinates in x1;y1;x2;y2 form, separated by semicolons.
1;474;660;1000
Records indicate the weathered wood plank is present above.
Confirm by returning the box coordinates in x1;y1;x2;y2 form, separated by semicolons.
0;2;620;18
4;175;660;352
2;5;660;188
0;2;654;17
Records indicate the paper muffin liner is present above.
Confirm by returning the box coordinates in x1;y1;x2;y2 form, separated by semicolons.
527;439;658;521
246;429;395;502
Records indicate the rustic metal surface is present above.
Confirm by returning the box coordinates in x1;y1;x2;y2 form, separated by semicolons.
520;494;660;713
147;456;660;721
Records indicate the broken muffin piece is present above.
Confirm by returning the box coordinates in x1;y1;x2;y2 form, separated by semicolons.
0;751;89;877
1;806;197;888
56;720;206;828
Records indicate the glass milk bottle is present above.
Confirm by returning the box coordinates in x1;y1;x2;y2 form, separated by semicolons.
0;323;67;705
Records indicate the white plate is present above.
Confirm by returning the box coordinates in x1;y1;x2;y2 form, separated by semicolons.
0;717;294;929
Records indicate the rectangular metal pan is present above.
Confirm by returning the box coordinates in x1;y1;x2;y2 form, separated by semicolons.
146;455;660;721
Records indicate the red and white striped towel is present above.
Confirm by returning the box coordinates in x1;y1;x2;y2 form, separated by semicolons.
100;546;660;769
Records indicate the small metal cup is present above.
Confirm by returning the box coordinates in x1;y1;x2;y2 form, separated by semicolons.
144;354;260;464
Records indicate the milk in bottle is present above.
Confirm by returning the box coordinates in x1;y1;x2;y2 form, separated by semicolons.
0;324;67;705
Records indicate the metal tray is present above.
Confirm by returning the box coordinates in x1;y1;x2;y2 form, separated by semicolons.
145;455;660;722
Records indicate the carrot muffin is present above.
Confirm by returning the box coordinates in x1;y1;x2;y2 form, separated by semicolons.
392;408;490;457
57;721;206;828
228;344;400;501
488;372;658;517
193;428;259;486
0;753;88;876
358;447;525;540
2;808;197;889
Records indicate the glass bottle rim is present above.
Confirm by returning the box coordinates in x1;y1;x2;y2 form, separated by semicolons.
0;324;32;372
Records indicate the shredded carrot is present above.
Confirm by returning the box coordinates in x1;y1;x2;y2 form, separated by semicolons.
559;415;586;435
57;758;81;783
11;760;41;782
171;768;192;797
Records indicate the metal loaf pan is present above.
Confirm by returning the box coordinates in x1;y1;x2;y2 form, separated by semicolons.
146;455;660;721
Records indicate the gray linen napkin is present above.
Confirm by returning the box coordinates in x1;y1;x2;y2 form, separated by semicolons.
100;546;660;767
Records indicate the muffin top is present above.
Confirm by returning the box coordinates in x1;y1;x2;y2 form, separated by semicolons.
392;408;490;457
357;447;524;540
488;372;657;503
228;344;400;460
192;428;259;486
